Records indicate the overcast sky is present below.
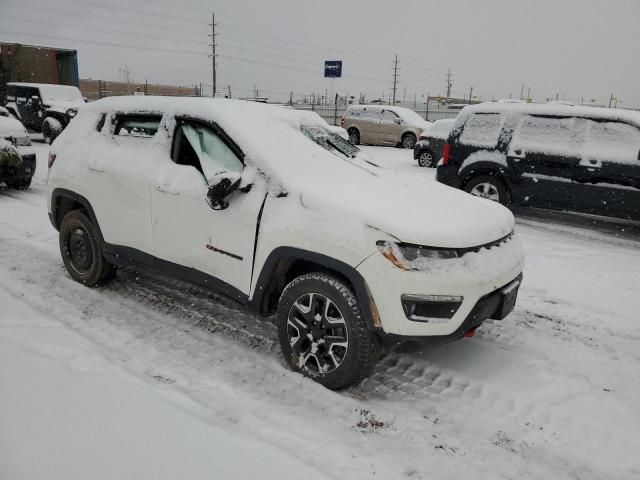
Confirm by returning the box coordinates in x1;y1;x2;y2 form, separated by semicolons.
1;0;639;106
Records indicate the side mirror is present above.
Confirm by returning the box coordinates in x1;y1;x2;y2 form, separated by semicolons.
394;118;402;124
30;95;40;104
206;175;241;210
84;97;88;103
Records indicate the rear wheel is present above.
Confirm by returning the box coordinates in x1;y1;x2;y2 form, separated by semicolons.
59;210;116;286
417;150;434;167
42;117;63;144
277;272;381;389
347;128;360;145
464;174;510;206
401;133;416;149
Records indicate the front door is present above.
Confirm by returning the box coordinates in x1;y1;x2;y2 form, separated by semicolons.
17;87;41;129
378;109;402;145
151;117;266;296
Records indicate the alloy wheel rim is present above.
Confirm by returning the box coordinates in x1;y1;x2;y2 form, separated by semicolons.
419;152;432;166
349;132;358;144
287;293;349;374
403;136;415;148
470;182;500;201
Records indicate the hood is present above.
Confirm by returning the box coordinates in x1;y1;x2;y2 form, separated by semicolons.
46;100;84;113
0;116;28;138
301;171;514;248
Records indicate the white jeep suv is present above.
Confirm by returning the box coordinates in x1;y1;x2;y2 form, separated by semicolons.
47;97;524;389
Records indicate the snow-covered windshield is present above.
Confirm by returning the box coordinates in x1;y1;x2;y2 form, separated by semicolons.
392;107;428;125
39;85;83;103
301;125;360;158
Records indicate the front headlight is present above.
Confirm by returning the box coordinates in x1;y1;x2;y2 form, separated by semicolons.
66;108;77;118
376;241;459;270
15;136;31;146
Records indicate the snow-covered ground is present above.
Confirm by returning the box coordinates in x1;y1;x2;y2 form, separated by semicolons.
1;144;639;479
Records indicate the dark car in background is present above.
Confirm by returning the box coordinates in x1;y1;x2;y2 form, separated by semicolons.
414;118;455;167
436;103;640;221
4;82;84;144
0;115;35;189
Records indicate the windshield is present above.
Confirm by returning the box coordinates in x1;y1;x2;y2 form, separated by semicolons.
392;107;427;125
301;125;360;158
38;85;83;103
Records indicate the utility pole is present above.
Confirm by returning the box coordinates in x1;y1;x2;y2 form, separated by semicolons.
208;12;217;97
520;84;524;100
227;84;232;99
468;86;473;105
289;91;293;106
445;68;453;102
609;93;614;108
391;54;399;105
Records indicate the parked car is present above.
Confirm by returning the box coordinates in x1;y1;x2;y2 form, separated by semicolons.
436;103;640;221
4;82;84;144
0;106;10;117
48;97;524;389
414;118;456;167
341;105;431;148
0;115;36;189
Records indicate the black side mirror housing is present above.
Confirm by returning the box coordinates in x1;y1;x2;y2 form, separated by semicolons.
207;176;241;210
394;118;402;124
30;95;40;104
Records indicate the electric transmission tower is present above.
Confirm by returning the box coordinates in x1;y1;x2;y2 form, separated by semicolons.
391;54;400;105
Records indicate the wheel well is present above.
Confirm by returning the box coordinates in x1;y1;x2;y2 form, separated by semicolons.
54;196;86;230
461;170;512;201
258;257;354;316
347;127;359;135
402;131;416;138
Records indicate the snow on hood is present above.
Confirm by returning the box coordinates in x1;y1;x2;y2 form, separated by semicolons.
0;116;28;138
300;169;514;248
46;100;84;114
73;97;513;248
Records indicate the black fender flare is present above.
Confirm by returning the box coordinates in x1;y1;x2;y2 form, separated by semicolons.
459;161;517;188
251;247;379;332
50;188;104;242
43;110;70;128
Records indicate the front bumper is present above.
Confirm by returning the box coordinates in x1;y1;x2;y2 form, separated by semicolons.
357;235;524;337
0;153;36;184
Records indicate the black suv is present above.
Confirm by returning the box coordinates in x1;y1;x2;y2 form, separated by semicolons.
436;103;640;221
4;82;84;143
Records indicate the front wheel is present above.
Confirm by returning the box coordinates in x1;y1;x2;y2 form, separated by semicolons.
464;174;510;206
59;209;116;286
277;272;381;389
347;128;360;145
42;117;63;144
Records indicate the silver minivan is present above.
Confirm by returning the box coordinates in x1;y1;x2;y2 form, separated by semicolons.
341;105;431;148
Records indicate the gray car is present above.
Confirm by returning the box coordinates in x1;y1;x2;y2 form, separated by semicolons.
341;105;431;148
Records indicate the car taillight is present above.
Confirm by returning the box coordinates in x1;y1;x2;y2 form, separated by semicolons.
341;117;345;127
442;143;451;165
48;153;57;168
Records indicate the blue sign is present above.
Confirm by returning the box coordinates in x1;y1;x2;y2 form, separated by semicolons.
324;60;342;78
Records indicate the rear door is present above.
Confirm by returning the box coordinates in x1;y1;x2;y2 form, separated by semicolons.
85;112;160;254
579;119;640;220
507;115;587;211
358;107;381;145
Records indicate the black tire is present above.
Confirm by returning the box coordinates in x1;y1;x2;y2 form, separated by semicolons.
59;209;116;286
464;174;510;206
7;176;32;190
347;128;360;145
417;150;434;167
277;272;381;390
42;117;63;144
401;132;416;149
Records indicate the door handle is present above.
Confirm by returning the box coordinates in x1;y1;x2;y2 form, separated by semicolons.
155;184;180;195
509;149;526;159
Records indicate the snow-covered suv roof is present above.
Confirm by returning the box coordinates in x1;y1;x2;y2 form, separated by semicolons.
457;102;640;127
